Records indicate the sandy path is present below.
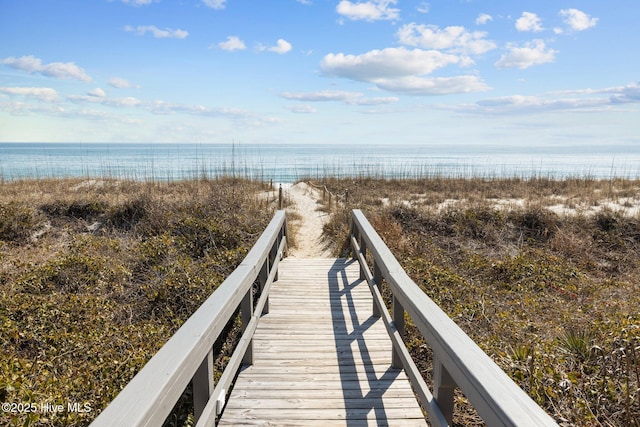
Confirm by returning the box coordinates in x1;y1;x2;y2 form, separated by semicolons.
284;182;333;258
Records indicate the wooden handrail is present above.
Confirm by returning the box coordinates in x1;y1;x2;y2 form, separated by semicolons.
90;210;288;427
307;181;349;208
350;209;558;427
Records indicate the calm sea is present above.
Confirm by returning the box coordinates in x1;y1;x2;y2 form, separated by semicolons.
1;143;640;183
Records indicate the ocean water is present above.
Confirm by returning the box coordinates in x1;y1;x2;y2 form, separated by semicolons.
1;143;640;183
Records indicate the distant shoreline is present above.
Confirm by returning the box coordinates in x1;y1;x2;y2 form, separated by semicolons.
2;142;640;182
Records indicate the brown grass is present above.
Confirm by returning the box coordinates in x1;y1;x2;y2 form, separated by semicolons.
0;177;274;427
319;176;640;427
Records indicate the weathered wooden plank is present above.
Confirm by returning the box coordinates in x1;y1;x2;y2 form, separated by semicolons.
228;387;417;400
239;372;407;382
229;382;414;394
237;364;399;377
236;358;394;368
218;258;426;426
219;407;425;421
219;418;428;427
251;346;394;354
224;398;424;410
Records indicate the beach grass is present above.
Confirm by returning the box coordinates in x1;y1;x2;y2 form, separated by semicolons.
316;176;640;426
2;174;640;426
0;177;276;426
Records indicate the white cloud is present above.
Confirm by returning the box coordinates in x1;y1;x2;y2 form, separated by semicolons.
202;0;226;9
336;0;400;22
0;86;60;102
69;94;142;108
281;90;399;105
396;23;496;55
287;104;317;113
557;82;640;104
351;96;399;106
456;94;609;115
67;92;280;126
476;13;492;25
375;75;490;95
560;9;598;31
441;83;640;116
267;39;292;54
321;47;461;81
109;77;133;89
495;39;556;69
296;0;312;4
320;47;490;95
88;88;106;98
124;25;188;39
218;36;246;51
2;85;280;130
607;82;640;104
121;0;153;6
417;2;429;14
282;90;360;102
2;55;92;82
515;11;544;32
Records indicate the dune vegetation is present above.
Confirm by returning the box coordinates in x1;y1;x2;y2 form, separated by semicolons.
319;176;640;426
0;178;275;426
2;175;639;426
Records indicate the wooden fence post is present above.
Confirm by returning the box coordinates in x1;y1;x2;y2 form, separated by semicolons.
434;356;456;425
258;260;269;315
392;295;405;369
372;261;382;317
241;289;254;365
192;349;214;422
278;184;283;210
358;233;367;281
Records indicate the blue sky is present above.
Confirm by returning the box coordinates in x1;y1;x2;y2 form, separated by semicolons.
1;0;638;146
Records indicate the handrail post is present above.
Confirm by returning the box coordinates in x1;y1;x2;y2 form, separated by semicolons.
434;356;456;425
281;216;288;258
392;295;405;369
372;261;382;317
258;260;269;315
192;349;214;422
358;233;367;281
271;232;280;282
349;218;357;260
241;288;254;365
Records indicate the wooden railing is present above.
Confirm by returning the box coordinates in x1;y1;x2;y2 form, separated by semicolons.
90;210;288;427
350;209;558;427
307;181;349;209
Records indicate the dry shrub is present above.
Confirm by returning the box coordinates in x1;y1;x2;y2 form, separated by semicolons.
0;177;272;427
368;212;410;254
318;177;640;426
0;202;43;244
509;204;559;243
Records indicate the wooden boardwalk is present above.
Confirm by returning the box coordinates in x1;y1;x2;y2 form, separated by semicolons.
218;258;426;426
